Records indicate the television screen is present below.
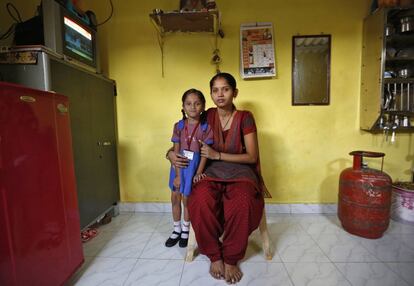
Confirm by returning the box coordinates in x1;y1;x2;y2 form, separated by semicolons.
63;15;95;66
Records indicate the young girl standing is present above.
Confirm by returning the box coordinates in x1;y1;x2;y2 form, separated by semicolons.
166;88;213;248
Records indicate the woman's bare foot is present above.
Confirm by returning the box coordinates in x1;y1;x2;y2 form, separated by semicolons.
224;263;243;284
209;260;224;280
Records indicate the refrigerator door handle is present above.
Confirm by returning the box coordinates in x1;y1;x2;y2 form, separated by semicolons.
97;141;112;146
20;95;36;103
57;103;68;114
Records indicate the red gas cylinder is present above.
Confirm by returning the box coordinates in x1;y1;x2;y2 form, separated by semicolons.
338;151;392;239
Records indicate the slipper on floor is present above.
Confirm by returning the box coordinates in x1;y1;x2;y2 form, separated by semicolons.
81;228;98;243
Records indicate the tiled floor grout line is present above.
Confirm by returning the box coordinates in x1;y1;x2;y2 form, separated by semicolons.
136;214;165;260
279;218;317;285
122;214;163;286
273;235;284;264
280;260;296;286
355;233;412;265
354;229;387;264
383;260;413;286
395;262;414;286
273;218;321;286
177;259;186;286
121;258;139;286
298;217;355;286
89;213;135;259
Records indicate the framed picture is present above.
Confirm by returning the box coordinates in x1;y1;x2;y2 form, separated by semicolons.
240;23;276;79
180;0;207;11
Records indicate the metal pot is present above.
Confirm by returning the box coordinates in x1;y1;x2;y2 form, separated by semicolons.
400;16;414;33
396;47;414;58
386;47;397;57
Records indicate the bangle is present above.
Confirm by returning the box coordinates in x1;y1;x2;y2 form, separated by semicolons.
218;152;221;160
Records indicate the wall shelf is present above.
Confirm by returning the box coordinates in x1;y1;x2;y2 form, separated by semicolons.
384;77;414;83
149;10;224;77
149;10;220;34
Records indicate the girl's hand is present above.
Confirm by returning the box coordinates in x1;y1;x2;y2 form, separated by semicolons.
173;176;180;190
168;150;189;168
193;173;206;183
199;140;220;160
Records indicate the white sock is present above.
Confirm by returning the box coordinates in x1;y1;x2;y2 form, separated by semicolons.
170;221;181;239
181;220;190;239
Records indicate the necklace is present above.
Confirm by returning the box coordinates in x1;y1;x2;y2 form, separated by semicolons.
220;110;234;130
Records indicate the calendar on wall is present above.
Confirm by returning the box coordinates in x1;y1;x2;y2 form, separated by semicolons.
240;23;276;79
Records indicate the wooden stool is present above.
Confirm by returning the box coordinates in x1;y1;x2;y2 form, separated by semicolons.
185;209;273;262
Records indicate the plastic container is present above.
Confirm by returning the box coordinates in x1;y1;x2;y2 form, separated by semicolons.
391;182;414;225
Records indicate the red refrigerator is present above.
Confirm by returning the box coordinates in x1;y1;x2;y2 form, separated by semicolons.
0;82;84;286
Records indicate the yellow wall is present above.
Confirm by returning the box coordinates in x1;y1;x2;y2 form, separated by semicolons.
2;0;413;203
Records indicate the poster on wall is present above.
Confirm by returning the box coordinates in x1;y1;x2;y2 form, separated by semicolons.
240;23;276;79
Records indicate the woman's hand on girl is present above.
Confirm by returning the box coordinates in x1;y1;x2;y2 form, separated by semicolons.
193;173;206;183
199;140;220;160
168;150;189;168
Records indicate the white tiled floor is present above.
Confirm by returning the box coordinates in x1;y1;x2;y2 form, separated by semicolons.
66;213;414;286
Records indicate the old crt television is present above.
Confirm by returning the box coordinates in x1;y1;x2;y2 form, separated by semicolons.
14;0;99;71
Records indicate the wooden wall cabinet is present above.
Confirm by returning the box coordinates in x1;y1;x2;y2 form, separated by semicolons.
360;7;414;134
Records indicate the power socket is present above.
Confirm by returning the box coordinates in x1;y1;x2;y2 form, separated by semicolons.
0;46;11;53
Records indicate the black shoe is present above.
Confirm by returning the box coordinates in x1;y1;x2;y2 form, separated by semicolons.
165;231;181;247
179;231;189;248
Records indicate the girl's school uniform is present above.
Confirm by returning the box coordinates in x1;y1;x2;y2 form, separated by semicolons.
169;119;213;196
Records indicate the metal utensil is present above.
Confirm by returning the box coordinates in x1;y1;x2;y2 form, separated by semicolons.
398;68;412;78
382;84;393;110
391;124;397;143
400;16;414;33
383;125;390;142
386;23;395;36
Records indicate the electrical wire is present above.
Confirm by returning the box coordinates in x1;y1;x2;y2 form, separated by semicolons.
6;2;22;23
0;23;16;40
0;2;22;41
150;18;165;77
96;0;113;27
